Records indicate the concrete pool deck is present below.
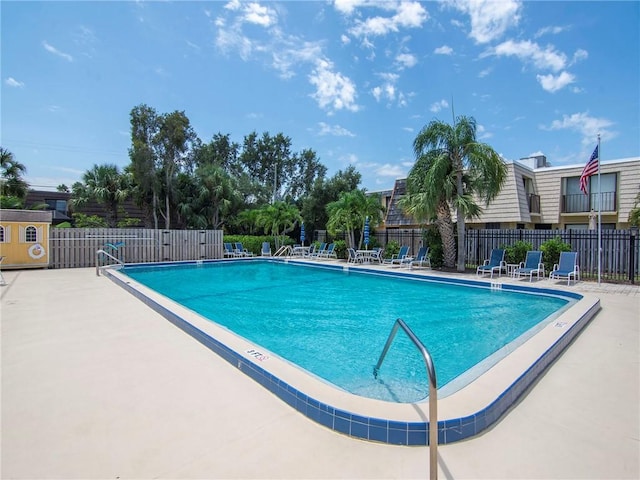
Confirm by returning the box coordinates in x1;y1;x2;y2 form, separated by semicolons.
1;264;638;479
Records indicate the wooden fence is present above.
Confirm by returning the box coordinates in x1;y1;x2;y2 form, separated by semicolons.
49;228;223;269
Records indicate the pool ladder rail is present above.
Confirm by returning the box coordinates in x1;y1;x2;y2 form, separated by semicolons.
374;318;438;480
95;249;125;276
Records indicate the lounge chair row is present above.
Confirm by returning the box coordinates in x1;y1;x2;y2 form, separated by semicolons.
347;245;432;270
477;248;580;285
224;242;255;258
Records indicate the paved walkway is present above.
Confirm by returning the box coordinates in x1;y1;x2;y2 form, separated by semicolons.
1;265;638;479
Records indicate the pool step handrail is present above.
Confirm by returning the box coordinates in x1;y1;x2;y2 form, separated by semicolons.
95;249;124;276
273;245;292;257
374;318;438;480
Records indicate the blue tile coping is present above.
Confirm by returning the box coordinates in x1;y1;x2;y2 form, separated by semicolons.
104;258;600;446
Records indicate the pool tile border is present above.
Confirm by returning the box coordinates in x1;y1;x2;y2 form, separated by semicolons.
105;259;599;446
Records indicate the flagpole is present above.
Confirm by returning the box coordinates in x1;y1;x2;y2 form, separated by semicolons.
597;134;602;285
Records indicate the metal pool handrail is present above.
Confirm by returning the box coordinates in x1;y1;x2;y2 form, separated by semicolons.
374;318;438;480
95;249;124;276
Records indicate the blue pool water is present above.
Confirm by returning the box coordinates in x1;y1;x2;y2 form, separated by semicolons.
123;260;571;403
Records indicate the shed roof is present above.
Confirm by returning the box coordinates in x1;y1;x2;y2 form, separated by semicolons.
0;209;53;223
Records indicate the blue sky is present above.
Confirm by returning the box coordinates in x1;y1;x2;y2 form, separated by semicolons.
2;0;639;192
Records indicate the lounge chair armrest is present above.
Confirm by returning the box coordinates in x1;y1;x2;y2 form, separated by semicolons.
482;259;490;266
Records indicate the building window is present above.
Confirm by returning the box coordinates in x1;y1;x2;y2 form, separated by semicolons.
0;225;4;242
534;224;552;230
45;199;68;213
562;173;617;213
516;223;525;229
485;222;501;229
25;225;37;242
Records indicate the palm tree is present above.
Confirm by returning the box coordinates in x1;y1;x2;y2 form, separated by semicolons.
191;164;239;229
326;189;383;248
72;164;131;227
1;147;29;200
405;116;506;271
255;201;302;249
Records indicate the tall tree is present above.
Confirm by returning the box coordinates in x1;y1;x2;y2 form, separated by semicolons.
1;147;29;200
326;189;381;248
301;166;361;234
239;131;325;204
72;164;131;227
155;110;196;229
407;115;507;271
255;201;302;249
180;164;239;229
129;104;161;228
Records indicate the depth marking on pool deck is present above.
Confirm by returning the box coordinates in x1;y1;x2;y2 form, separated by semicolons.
245;348;270;362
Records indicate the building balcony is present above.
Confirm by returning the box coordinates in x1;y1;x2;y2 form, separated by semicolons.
561;191;616;213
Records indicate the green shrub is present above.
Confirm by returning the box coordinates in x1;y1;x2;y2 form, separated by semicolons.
333;240;347;259
384;240;400;259
540;236;572;273
54;221;72;228
72;213;107;228
423;226;443;268
501;240;533;265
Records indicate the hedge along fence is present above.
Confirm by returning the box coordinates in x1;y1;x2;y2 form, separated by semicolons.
49;228;223;269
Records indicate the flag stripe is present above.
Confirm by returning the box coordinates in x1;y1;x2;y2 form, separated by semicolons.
579;145;599;195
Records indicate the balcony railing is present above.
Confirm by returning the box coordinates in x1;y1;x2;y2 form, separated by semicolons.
562;191;616;213
528;194;540;214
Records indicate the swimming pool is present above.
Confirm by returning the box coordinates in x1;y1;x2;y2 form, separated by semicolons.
106;258;600;445
123;261;570;402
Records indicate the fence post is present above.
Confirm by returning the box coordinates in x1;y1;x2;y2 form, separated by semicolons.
630;228;638;284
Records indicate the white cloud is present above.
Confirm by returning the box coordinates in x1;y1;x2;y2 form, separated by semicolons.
243;2;277;27
571;48;588;64
536;71;575;93
309;58;359;113
333;0;368;16
430;99;449;113
5;77;24;88
317;122;356;137
340;1;428;38
476;124;493;140
478;67;492;78
396;52;417;69
376;163;406;178
450;0;522;44
42;41;73;62
434;45;453;55
543;112;616;148
534;25;568;38
484;39;567;72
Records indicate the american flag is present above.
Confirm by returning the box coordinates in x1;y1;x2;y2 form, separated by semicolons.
579;145;599;195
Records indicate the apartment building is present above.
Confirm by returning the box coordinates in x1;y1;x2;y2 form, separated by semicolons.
379;155;640;230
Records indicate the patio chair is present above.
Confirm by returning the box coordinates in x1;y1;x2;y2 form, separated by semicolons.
410;246;431;270
261;242;272;256
234;242;255;257
383;245;410;267
476;248;506;278
223;243;237;258
318;243;337;260
310;243;327;259
549;252;580;285
369;247;384;264
347;248;363;264
513;251;544;282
